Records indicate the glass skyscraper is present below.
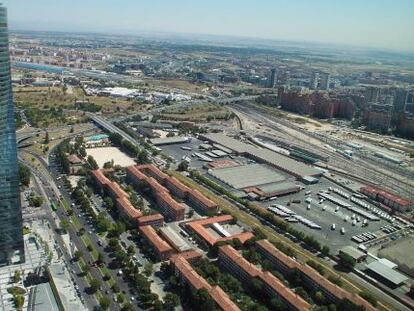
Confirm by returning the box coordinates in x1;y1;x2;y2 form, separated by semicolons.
0;4;24;266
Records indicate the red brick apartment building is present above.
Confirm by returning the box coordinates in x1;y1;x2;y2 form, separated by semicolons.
218;245;310;311
137;213;164;228
186;215;254;247
170;254;240;311
139;225;174;261
116;197;142;224
255;240;377;311
127;164;218;216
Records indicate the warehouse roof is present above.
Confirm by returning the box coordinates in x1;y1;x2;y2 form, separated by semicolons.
150;136;190;146
209;164;286;189
339;246;367;261
201;133;322;178
366;261;408;286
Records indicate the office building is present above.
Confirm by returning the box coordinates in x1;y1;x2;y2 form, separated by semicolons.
0;4;25;265
268;68;277;88
310;72;319;90
319;72;330;90
365;86;381;103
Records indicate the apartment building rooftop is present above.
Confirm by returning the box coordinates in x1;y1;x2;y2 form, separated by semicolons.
255;240;377;311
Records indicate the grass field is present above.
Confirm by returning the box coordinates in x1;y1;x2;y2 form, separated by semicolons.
160;103;233;122
14;86;148;127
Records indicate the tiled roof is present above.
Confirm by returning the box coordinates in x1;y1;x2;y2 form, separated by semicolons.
189;189;218;210
91;169;109;186
166;176;191;193
186;215;253;246
255;240;378;311
139;225;173;254
170;255;240;311
116;197;142;220
219;245;310;311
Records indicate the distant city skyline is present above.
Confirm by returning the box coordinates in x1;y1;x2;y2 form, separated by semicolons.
2;0;414;52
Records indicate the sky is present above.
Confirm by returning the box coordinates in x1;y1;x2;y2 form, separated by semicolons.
2;0;414;52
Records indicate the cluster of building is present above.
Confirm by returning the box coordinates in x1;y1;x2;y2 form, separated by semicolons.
362;86;414;135
90;169;165;227
360;186;412;212
279;89;355;120
254;239;377;311
170;251;241;311
218;244;311;311
126;164;218;220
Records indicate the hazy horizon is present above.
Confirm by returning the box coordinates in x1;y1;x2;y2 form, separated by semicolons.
3;0;414;53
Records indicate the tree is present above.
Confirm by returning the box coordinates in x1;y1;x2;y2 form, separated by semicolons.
60;220;70;233
89;278;101;294
13;270;21;283
127;245;135;256
137;150;150;164
121;303;133;311
87;155;99;170
163;293;180;310
321;245;330;256
44;131;50;144
97;252;104;265
338;252;356;270
99;296;111;310
96;212;111;232
192;288;216;311
73;250;83;261
103;197;114;210
143;263;153;277
19;162;31;187
314;291;326;305
359;291;378;307
177;160;189;171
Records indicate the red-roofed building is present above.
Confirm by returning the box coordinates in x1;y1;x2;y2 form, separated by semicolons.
255;239;378;311
360;186;412;212
139;225;174;261
91;169;109;188
106;181;129;201
165;176;191;199
170;255;240;311
116;197;142;224
136;164;169;183
187;189;219;215
126;165;148;187
219;245;310;311
155;190;185;221
137;214;164;228
186;215;254;247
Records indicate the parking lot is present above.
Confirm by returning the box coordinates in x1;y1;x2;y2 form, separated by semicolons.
260;178;406;254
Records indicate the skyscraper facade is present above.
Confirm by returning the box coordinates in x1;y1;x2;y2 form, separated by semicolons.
0;5;25;266
268;68;277;88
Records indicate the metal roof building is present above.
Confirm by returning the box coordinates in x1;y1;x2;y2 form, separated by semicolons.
208;164;286;189
366;261;408;288
200;133;322;179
